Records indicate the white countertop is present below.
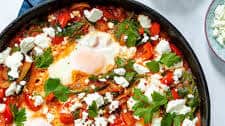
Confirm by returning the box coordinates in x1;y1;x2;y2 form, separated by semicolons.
0;0;224;125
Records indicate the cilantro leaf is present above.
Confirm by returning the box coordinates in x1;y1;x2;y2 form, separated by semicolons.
161;113;174;126
115;57;126;67
34;48;53;68
146;61;160;73
44;78;71;102
173;114;185;126
57;22;84;39
10;105;27;126
115;20;140;47
88;101;98;118
160;52;181;67
132;90;168;124
125;72;136;82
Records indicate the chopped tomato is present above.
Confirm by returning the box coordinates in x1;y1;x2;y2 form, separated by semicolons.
110;115;125;126
57;10;71;28
95;20;109;32
52;36;64;45
161;71;174;85
138;27;145;35
170;43;182;57
121;112;136;126
3;105;13;124
98;6;125;22
150;22;160;36
171;88;180;99
136;42;154;60
0;89;5;102
45;93;55;103
60;113;74;124
24;94;41;111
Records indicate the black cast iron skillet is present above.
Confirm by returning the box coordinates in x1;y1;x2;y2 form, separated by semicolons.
0;0;210;125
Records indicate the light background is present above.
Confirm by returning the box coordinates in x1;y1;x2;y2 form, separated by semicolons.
0;0;224;125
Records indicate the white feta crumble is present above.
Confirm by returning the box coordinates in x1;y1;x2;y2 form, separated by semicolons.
5;82;17;96
25;55;33;63
151;117;162;126
84;8;103;22
137;78;147;92
0;47;11;64
19;80;27;86
187;94;194;99
151;35;159;41
98;78;107;82
127;97;136;111
182;117;198;126
46;113;54;122
15;85;22;94
212;4;225;46
94;117;108;126
69;102;82;112
108;114;116;124
0;104;6;113
5;51;23;79
155;39;171;55
166;99;191;115
123;35;128;41
173;68;183;84
43;27;55;38
32;95;44;107
34;33;52;49
141;33;149;43
78;93;86;99
84;93;104;107
109;100;119;113
20;37;35;54
113;76;129;88
113;68;126;75
133;63;149;74
33;47;44;56
107;22;114;29
104;92;113;103
138;15;151;28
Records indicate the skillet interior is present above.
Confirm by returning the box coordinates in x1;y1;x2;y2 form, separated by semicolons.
0;0;210;125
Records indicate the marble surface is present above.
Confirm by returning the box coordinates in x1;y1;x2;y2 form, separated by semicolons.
0;0;224;125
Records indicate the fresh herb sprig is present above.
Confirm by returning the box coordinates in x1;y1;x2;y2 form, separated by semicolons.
10;105;27;126
34;48;53;68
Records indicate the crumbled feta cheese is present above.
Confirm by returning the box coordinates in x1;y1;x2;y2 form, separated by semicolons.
84;93;104;107
32;95;44;107
15;85;22;94
212;4;225;46
33;47;44;56
107;22;114;29
69;102;82;112
25;55;33;63
133;63;149;74
123;35;128;41
182;117;198;126
0;47;11;64
137;78;147;92
43;27;55;38
34;33;51;49
108;114;116;124
151;35;159;41
78;93;86;99
84;78;90;84
127;97;136;111
109;100;119;113
46;113;54;122
5;51;23;79
84;8;103;22
113;68;126;75
138;15;151;28
104;92;113;103
173;68;183;84
98;78;107;82
0;104;6;113
166;99;191;115
20;37;35;54
155;39;171;55
187;94;194;98
19;81;27;86
151;117;162;126
94;117;108;126
141;33;149;43
5;82;17;96
114;76;129;88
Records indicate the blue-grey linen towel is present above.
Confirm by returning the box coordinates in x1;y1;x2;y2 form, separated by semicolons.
18;0;45;16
